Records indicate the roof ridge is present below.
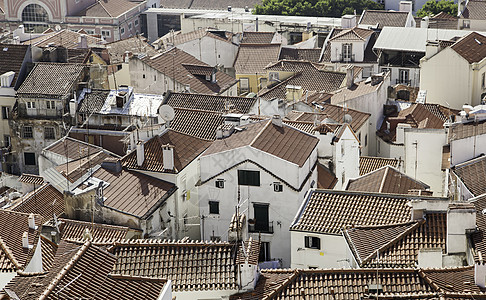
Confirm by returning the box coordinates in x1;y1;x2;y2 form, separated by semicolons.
249;120;271;146
378;166;389;193
39;241;91;300
96;0;113;17
262;270;300;300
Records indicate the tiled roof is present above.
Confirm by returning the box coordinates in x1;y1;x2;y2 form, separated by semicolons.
377;103;446;143
461;0;486;20
291;190;417;234
0;44;29;87
241;32;276;44
203;119;319;167
331;76;384;103
18;174;44;185
88;167;176;218
4;241;166;300
232;267;486;299
234;43;281;75
420;12;458;30
39;235;57;271
77;89;111;114
344;213;446;267
58;218;130;244
44;136;113;161
285;104;370;132
279;47;322;62
451;32;486;64
0;210;43;272
359;156;400;175
330;27;374;41
161;28;234;49
109;238;259;292
65;48;91;63
259;60;346;97
55;151;113;183
423;103;459;122
471;194;486;263
143;48;237;94
23;29;103;49
17;63;85;98
122;129;211;172
453;155;486;197
171;107;225;140
347;166;429;194
359;10;410;28
10;183;65;220
300;90;333;105
317;163;337;189
165;91;256;114
77;0;141;17
159;0;262;9
282;120;316;134
106;35;157;64
450;119;486;141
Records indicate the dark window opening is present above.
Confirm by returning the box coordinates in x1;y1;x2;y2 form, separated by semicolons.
259;241;271;262
304;236;321;250
238;170;260;186
24;152;36;165
209;201;219;215
215;179;224;188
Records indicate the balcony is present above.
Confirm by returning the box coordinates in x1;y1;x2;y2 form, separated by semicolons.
396;79;412;85
249;221;274;234
338;54;356;63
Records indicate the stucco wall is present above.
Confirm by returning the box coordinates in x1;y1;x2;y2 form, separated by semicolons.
291;231;349;268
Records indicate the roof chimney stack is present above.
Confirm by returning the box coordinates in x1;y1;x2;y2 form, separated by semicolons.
163;144;175;171
136;140;144;167
447;203;476;254
22;232;29;248
28;213;36;229
346;65;354;88
272;115;283;127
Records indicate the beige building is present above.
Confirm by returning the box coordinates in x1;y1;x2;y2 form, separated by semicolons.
420;32;486;109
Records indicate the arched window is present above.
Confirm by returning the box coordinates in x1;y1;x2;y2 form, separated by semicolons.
22;4;49;32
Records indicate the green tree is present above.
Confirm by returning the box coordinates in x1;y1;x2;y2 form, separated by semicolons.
416;0;457;17
254;0;383;17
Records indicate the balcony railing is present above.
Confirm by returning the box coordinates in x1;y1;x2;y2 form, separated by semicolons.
249;221;274;234
338;54;355;63
396;79;412;85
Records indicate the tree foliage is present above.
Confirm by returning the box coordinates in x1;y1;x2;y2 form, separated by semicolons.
416;0;457;17
253;0;384;17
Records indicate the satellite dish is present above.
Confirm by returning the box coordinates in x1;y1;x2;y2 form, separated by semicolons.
343;114;352;124
159;105;175;122
55;24;61;32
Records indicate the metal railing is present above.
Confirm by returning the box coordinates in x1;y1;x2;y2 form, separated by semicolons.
338;54;355;62
249;221;274;234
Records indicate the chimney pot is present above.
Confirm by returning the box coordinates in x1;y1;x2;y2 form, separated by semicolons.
162;144;175;171
22;232;29;248
136;141;145;167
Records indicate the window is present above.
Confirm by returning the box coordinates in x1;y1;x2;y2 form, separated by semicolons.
304;236;321;249
46;100;55;110
482;73;485;89
358;132;361;142
381;67;391;76
23;126;33;138
154;75;156;81
128;23;132;30
1;106;9;119
240;78;249;92
44;127;55;140
24;152;36;165
142;74;146;79
253;203;270;232
463;20;470;29
342;43;353;62
365;134;368;147
399;69;409;84
269;72;279;81
22;4;49;33
259;242;271;262
273;182;283;192
238;170;260;186
3;135;10;148
209;201;219;214
101;30;111;38
120;27;125;35
85;29;95;35
134;19;139;27
26;101;35;109
215;179;224;188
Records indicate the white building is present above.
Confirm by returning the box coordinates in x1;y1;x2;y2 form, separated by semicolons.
199;116;319;268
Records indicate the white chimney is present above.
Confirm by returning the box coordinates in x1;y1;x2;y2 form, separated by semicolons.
399;0;413;12
447;203;476;254
163;144;174;171
272;115;283;127
421;16;430;28
346;65;354;88
341;15;357;29
28;213;36;229
22;232;29;248
136;140;144;166
78;34;88;49
475;262;486;288
425;41;440;59
69;99;77;117
395;123;411;144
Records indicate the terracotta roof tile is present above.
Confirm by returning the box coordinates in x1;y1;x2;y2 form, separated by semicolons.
56;218;130;243
347;166;429;194
143;48;237;94
241;32;276;44
10;183;64;220
122;129;211;172
453;155;486;197
279;47;322;62
171;107;225;140
359;10;410;28
317;163;337;189
44;136;113;161
421;266;484;294
291;190;419;234
234;44;281;75
23;29;103;49
106;35;157;64
77;0;141;17
282;120;316;134
0;44;29;87
471;194;486;263
17;63;85;98
450;119;486;141
461;0;486;20
331;76;384;103
39;236;57;271
77;89;111;114
330;27;374;41
451;32;486;64
4;241;166;299
161;29;234;49
18;174;44;185
360;156;400;175
165;91;256;113
203;119;318;167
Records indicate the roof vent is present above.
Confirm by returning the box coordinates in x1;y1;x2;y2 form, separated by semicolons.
272;115;283;127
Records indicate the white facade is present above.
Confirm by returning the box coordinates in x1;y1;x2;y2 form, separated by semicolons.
332;126;360;189
199;143;318;268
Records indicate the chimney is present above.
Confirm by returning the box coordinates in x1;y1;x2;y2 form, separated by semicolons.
447;203;476;254
341;15;357;29
101;158;122;173
216;127;223;139
425;41;440;59
28;213;36;229
399;0;413;12
136;140;144;166
78;34;88;49
22;232;30;248
371;74;384;86
116;91;127;108
272;115;283;127
69;98;77;117
162;144;174;171
346;65;354;88
475;262;486;288
395;123;411;144
124;51;133;63
285;85;303;101
421;16;430;28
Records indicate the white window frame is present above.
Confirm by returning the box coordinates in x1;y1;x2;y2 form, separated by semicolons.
46;100;55;110
26;101;36;109
101;30;111;38
120;27;125;35
134;19;139;27
44;127;55;140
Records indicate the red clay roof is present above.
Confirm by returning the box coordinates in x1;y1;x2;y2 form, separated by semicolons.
11;183;65;220
451;32;486;64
